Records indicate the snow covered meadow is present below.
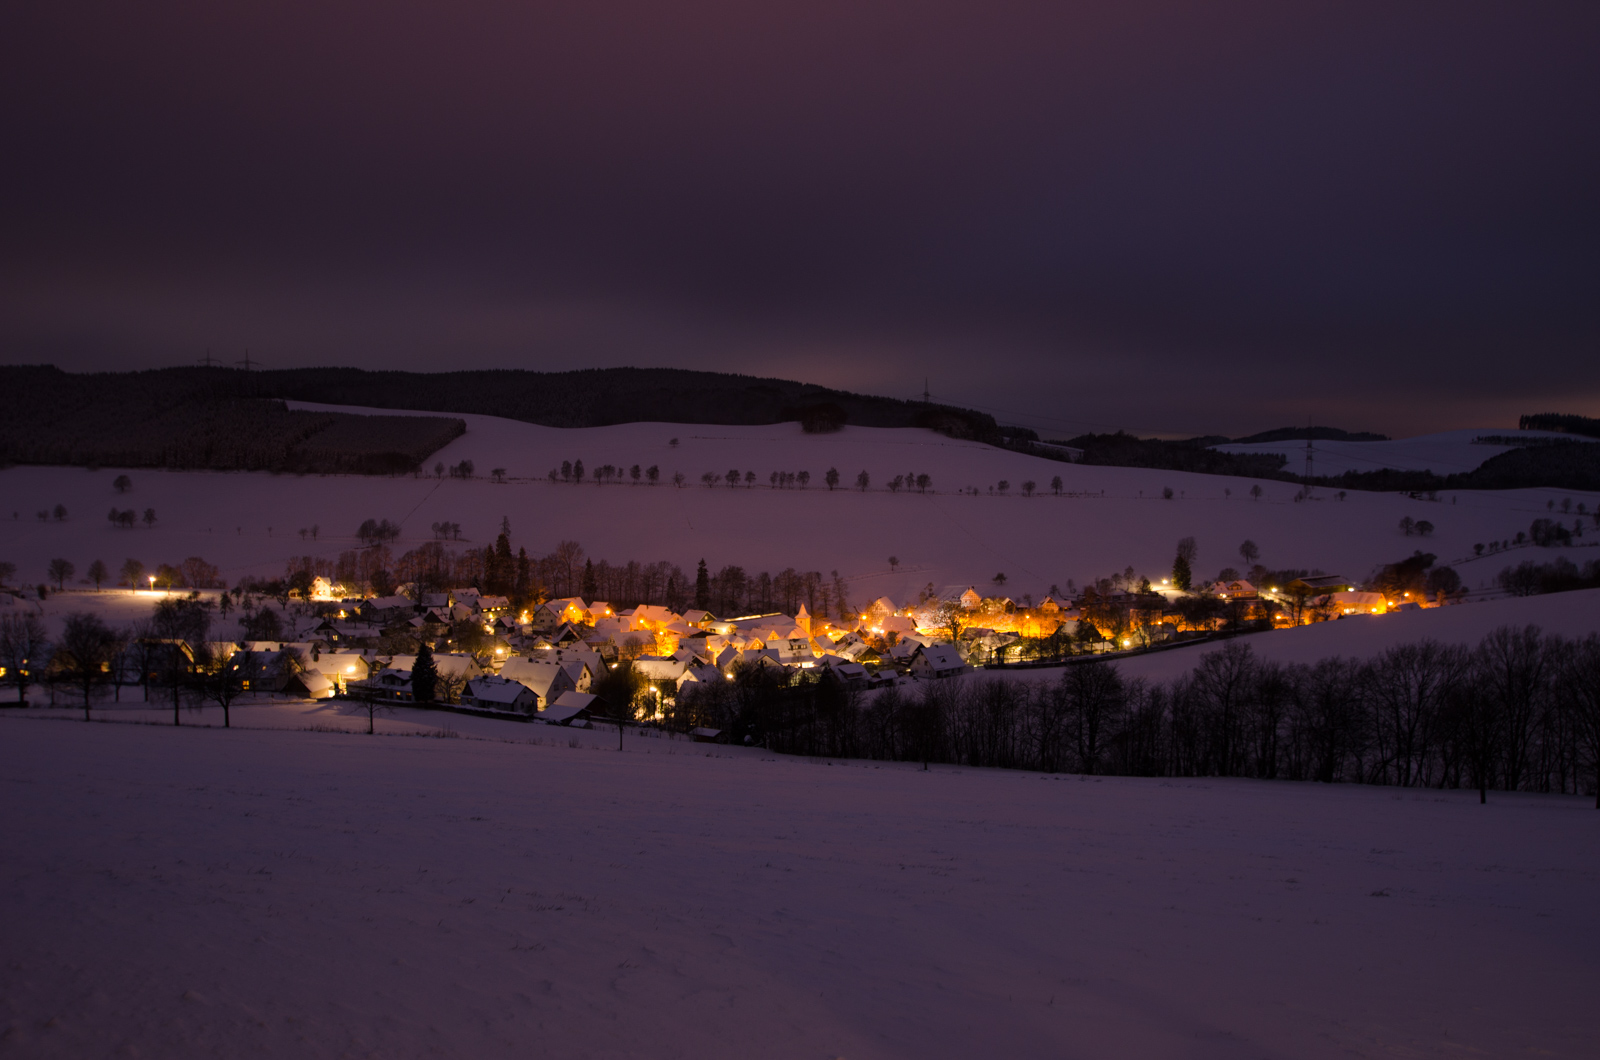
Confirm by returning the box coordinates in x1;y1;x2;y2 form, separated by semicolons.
2;405;1596;612
3;715;1596;1059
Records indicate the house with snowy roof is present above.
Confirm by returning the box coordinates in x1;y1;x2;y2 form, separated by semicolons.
676;661;725;694
463;675;538;713
909;643;970;679
864;597;897;622
355;668;414;701
386;653;482;683
532;598;588;630
632;655;688;682
539;691;597;726
765;637;814;665
284;670;336;700
359;595;415;624
821;655;871;691
499;656;580;708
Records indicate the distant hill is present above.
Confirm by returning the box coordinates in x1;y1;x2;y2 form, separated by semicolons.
1308;440;1600;494
233;365;999;438
0;365;1000;474
0;366;465;474
1231;426;1390;444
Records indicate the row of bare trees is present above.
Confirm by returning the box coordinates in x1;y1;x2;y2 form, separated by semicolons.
0;596;274;728
674;626;1600;803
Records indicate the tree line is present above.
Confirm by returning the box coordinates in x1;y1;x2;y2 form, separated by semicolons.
672;627;1600;804
0;595;280;727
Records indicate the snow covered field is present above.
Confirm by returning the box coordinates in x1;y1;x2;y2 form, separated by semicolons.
2;405;1595;608
1212;427;1592;477
2;717;1595;1059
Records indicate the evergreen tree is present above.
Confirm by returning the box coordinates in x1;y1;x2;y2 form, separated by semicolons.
581;559;598;600
1173;537;1197;591
1172;553;1192;591
491;531;514;594
514;547;531;605
412;642;438;704
694;559;710;610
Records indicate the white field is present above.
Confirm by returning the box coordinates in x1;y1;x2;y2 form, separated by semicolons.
2;404;1597;613
1213;427;1593;476
2;716;1595;1059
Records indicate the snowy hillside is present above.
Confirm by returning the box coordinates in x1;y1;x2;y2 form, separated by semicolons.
1212;427;1592;476
2;403;1595;606
3;718;1595;1059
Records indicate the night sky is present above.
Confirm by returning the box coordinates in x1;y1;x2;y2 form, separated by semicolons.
3;2;1597;437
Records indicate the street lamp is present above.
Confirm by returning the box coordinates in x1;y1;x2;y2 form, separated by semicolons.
147;575;156;593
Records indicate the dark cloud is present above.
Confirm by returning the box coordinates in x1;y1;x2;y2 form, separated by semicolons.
3;1;1597;436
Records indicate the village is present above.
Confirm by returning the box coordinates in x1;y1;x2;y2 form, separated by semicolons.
46;554;1445;737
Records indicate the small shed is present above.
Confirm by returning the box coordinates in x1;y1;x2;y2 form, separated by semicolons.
537;690;597;726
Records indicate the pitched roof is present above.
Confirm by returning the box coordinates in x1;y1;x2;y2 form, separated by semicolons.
915;644;966;670
466;676;533;705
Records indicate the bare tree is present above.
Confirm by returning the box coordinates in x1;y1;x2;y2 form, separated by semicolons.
54;613;123;720
0;612;50;704
355;690;392;734
198;643;246;728
1238;539;1260;567
1061;660;1126;775
1559;634;1600;808
124;620;158;702
47;558;75;591
152;595;211;724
